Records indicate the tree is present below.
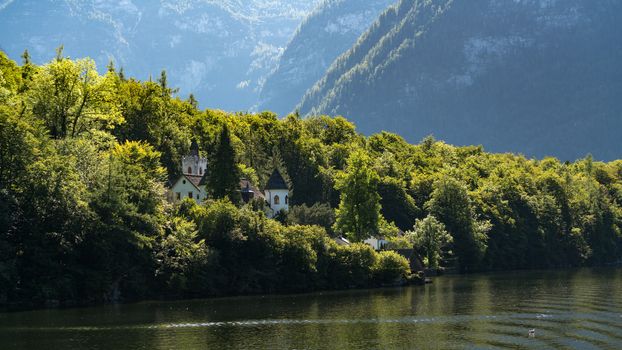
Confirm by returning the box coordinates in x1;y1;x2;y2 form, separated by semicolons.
408;215;453;269
334;150;382;242
427;176;488;271
113;78;190;180
154;216;213;295
0;109;40;190
378;177;420;231
287;203;335;235
1;52;22;97
26;56;122;139
158;70;172;98
207;124;241;203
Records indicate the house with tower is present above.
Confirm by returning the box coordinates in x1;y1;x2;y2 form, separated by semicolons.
168;140;209;204
168;142;290;217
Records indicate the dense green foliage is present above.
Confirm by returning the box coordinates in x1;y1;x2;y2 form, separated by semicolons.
206;125;241;204
287;203;336;235
334;150;382;242
407;215;453;269
1;51;621;307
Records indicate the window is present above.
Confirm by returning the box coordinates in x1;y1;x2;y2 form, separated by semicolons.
285;195;288;205
182;180;186;184
274;195;280;205
187;166;192;174
188;192;193;199
199;167;203;175
176;192;181;200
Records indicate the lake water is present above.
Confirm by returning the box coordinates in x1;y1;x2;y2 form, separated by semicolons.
1;268;621;349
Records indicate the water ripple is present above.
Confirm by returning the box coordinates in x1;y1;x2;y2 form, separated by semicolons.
2;312;615;333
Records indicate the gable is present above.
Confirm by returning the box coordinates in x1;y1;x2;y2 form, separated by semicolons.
171;174;202;192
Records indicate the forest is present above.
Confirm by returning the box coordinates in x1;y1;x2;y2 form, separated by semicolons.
1;50;621;308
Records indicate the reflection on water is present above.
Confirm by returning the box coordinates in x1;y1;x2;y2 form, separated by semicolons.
1;268;621;349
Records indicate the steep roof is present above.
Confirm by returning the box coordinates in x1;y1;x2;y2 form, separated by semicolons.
170;174;203;191
265;169;288;190
185;174;203;188
240;178;265;201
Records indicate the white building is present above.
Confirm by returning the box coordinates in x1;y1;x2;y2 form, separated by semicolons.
181;140;208;178
169;141;208;204
364;237;389;251
168;143;290;217
169;174;208;204
263;169;290;215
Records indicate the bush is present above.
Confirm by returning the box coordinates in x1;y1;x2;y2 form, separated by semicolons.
154;217;219;297
192;199;242;249
287;203;335;235
278;225;324;291
372;251;411;285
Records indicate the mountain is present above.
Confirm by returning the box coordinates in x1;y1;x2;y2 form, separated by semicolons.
257;0;396;116
297;0;622;161
0;0;321;111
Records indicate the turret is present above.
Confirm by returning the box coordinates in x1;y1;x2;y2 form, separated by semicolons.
181;140;208;176
264;169;290;213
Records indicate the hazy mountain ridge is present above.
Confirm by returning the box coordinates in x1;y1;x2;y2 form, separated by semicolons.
0;0;321;110
297;0;622;160
257;0;396;116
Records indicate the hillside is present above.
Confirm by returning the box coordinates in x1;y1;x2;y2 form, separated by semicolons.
2;50;622;306
0;0;321;111
257;0;396;116
297;0;622;161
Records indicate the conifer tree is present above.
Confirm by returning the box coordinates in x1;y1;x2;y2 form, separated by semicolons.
207;124;241;204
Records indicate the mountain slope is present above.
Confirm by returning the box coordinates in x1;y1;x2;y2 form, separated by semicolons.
257;0;396;116
0;0;321;111
297;0;622;161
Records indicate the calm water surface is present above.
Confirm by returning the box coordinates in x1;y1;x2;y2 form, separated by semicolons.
1;268;621;349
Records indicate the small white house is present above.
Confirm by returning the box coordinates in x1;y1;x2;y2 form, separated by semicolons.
364;237;389;251
169;141;208;204
263;169;289;215
169;174;207;204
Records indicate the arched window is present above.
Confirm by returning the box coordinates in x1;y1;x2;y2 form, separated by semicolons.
187;166;192;174
285;195;289;205
274;195;280;205
199;167;203;175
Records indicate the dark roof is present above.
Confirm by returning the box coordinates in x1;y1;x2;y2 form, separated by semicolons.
240;178;253;192
265;169;288;190
185;174;203;188
240;178;265;200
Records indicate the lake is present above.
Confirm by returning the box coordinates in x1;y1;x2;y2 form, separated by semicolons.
1;268;621;349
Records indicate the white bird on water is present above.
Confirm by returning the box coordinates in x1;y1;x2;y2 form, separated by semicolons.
528;329;536;338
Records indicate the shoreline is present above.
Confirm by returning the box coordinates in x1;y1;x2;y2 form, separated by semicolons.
3;266;619;314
